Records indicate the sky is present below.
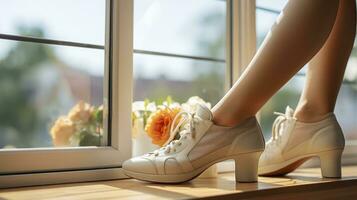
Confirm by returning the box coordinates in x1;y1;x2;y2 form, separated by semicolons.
133;0;226;81
0;0;106;75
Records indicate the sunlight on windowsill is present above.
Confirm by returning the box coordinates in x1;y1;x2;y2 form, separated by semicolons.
1;166;357;200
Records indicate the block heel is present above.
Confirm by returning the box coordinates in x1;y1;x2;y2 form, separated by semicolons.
319;149;343;178
234;151;262;183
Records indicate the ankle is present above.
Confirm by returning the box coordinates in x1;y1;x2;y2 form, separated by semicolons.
212;115;237;127
294;103;332;122
212;111;255;127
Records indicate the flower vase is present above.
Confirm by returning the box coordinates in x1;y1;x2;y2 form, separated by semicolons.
132;118;158;157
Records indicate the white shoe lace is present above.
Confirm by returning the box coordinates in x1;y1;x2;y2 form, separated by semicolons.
269;110;295;146
150;111;199;156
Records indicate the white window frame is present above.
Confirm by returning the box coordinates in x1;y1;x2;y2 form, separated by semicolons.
226;0;256;85
0;0;133;188
218;0;256;173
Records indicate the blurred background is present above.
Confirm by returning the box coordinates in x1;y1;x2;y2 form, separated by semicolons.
0;0;106;148
0;0;356;148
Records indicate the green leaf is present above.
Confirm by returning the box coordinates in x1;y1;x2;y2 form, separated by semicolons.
131;112;137;127
94;108;103;124
79;130;100;146
144;98;150;110
143;99;152;128
166;96;173;106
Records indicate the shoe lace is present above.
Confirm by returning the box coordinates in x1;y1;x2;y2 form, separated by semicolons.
270;110;294;145
150;111;199;156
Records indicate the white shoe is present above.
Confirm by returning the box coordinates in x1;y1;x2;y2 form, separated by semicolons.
258;106;345;178
123;104;265;183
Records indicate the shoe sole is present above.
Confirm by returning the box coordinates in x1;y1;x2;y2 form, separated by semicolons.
258;149;343;178
123;151;263;183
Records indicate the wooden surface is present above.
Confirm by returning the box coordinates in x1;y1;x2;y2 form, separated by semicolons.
1;166;357;200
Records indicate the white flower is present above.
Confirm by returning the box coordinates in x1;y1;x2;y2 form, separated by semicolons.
162;101;181;108
132;101;157;113
181;96;211;113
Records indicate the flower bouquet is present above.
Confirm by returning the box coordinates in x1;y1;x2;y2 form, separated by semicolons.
132;96;217;178
50;101;104;147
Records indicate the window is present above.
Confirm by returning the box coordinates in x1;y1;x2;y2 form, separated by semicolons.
133;0;228;105
0;0;132;187
256;0;357;164
6;0;351;187
130;0;256;174
0;0;107;148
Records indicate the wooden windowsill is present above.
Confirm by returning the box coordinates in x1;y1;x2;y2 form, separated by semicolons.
1;166;357;200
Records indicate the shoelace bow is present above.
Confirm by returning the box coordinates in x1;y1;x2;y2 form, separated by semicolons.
150;111;199;156
270;111;294;144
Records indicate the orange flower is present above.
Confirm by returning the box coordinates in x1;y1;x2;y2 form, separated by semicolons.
145;107;181;147
50;116;75;146
68;101;92;123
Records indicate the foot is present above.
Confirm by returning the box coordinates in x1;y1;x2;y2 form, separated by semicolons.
258;106;345;178
123;104;265;183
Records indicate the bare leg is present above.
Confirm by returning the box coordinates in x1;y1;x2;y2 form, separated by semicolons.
294;0;356;122
212;0;339;127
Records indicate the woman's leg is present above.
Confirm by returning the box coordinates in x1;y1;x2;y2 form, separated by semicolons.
294;0;356;122
212;0;339;127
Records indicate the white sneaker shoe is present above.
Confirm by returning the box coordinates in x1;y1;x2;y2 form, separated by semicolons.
258;106;345;178
123;104;265;183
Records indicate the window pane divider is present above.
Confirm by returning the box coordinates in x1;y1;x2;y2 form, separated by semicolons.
0;33;104;49
133;49;226;63
256;6;280;14
295;72;355;85
0;33;226;63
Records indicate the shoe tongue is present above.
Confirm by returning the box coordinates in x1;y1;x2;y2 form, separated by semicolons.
196;103;213;121
285;106;294;117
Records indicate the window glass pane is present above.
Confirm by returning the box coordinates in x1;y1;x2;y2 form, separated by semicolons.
0;0;106;45
341;37;357;141
134;0;226;60
256;9;279;47
259;76;304;140
0;39;106;149
345;38;357;82
256;0;287;11
134;54;225;105
335;83;357;141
